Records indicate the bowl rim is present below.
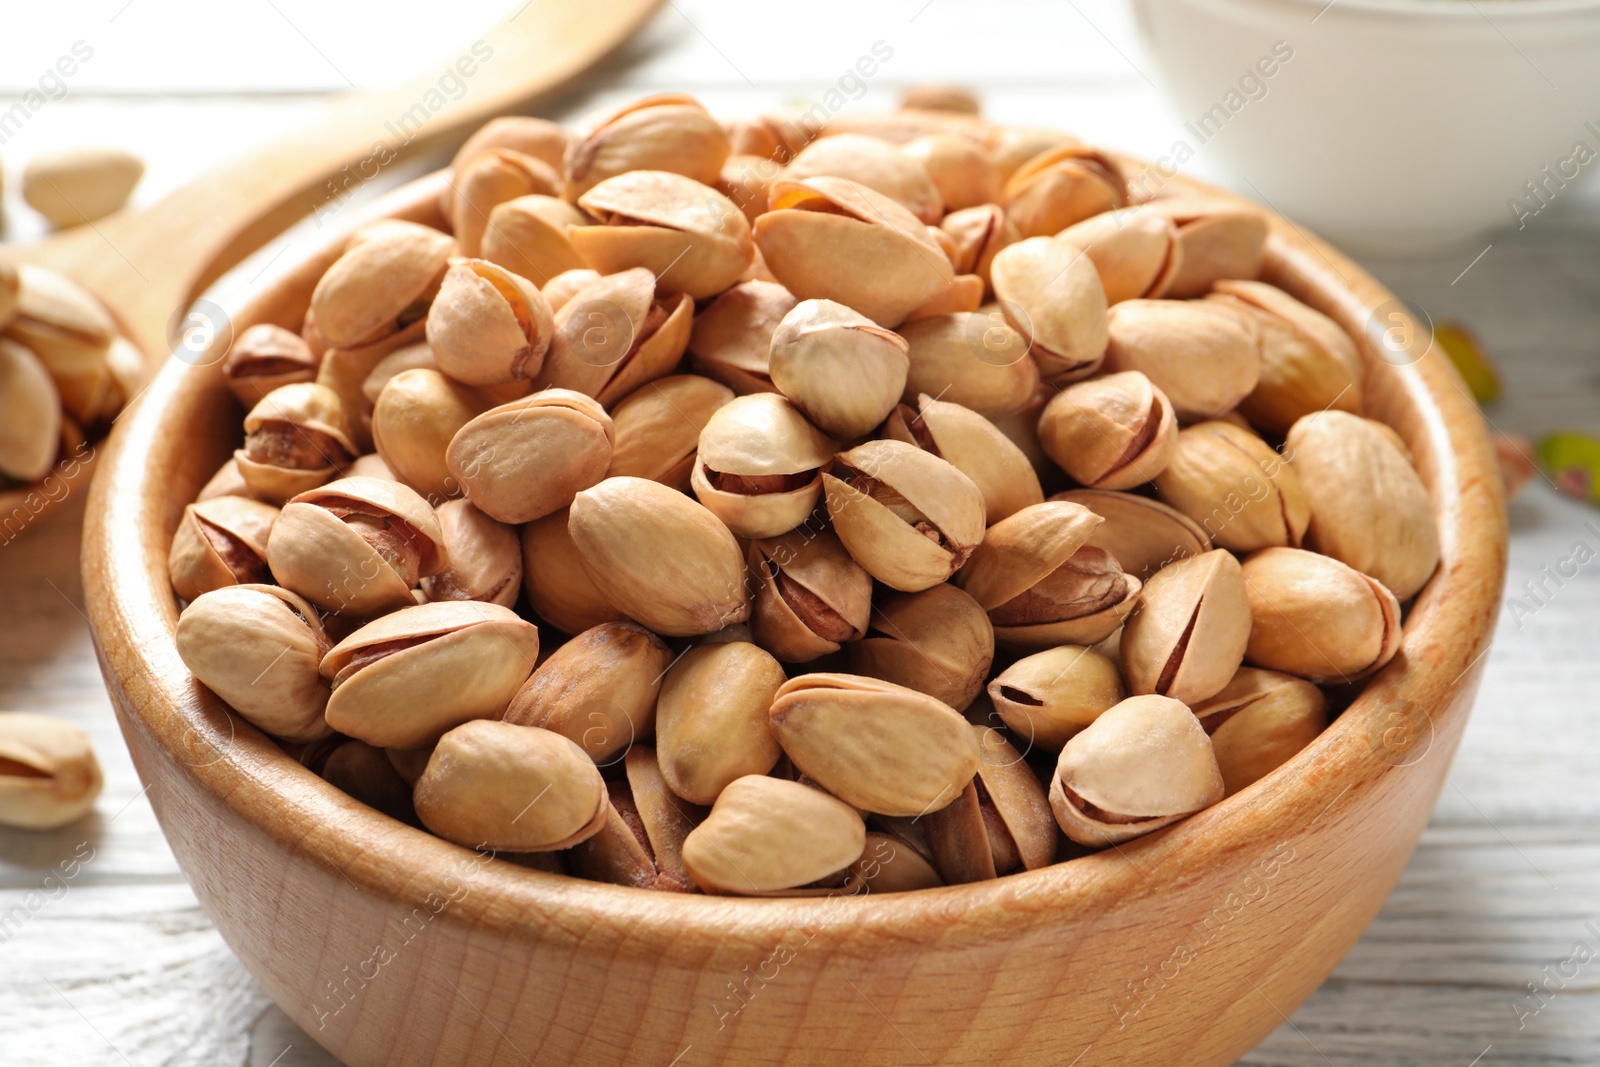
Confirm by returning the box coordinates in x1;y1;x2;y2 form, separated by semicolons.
83;162;1508;955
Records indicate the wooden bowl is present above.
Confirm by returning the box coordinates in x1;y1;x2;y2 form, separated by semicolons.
83;168;1507;1067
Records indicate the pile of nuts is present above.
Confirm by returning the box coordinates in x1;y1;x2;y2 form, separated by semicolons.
170;90;1440;897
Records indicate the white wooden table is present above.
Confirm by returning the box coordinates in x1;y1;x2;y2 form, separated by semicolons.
3;2;1598;1064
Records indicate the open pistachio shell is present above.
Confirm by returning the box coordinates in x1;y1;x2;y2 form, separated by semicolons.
568;752;699;892
769;673;980;817
446;388;615;524
0;713;104;830
1003;145;1128;238
426;258;554;386
1050;694;1224;847
989;235;1110;383
573;170;754;299
371;368;485;501
607;374;734;489
450;149;561;258
898;310;1039;418
531;268;694;407
1121;549;1251;705
656;642;786;805
682;775;866;896
779;134;944;223
4;264;115;376
690;393;836;538
309;220;453;349
747;529;873;663
846;583;994;711
1155;421;1310;553
1039;371;1178;490
421;499;521;607
450;116;568;191
955;500;1102;611
1058;208;1183;305
687;279;797;393
167;495;278;603
315;318;430;453
518;508;628;635
1138;197;1267;299
235;381;357;504
844;831;945;894
1102;298;1260;421
1193;667;1328;796
881;395;1043;523
1052;489;1211;583
1241;547;1403;684
972;724;1057;870
939;204;1019;290
0;338;63;483
769;299;910;439
415;720;605;851
905;134;1001;213
482;194;589;284
988;644;1125;751
564;93;730;201
221;323;319;409
321;601;539;749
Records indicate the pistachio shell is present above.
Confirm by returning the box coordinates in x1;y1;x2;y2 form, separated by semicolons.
1052;489;1211;582
1050;694;1224;846
450;149;561;258
0;339;62;483
542;268;602;313
844;832;944;893
0;713;104;830
754;176;954;328
717;153;779;224
421;499;521;607
531;268;693;406
939;204;1019;290
1121;549;1251;705
1039;371;1179;490
988;645;1126;750
1286;410;1439;600
769;299;910;439
1139;198;1267;299
565;93;730;200
898;311;1039;418
518;508;628;634
446;389;615;524
688;279;797;393
310;220;453;349
175;584;332;743
769;673;980;817
1003;145;1128;238
905;135;1001;212
955;500;1102;611
1240;547;1403;684
426;258;554;386
371;368;486;501
573;170;754;299
21;147;143;228
3;265;115;376
1102;299;1260;420
221;323;318;408
972;724;1057;870
691;393;836;538
922;779;996;884
1155;421;1310;553
607;374;735;489
414;720;606;851
315;318;429;453
1192;667;1327;796
656;642;786;804
779;134;944;223
682;775;866;895
989;235;1110;383
482;194;590;284
846;583;995;711
321;601;539;749
450;116;569;181
747;529;873;663
504;621;672;763
235;382;357;504
314;738;418;826
824;439;987;592
167;495;278;602
1058;208;1182;305
568;476;750;636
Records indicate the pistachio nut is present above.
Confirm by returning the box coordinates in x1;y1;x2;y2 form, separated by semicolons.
989;235;1110;383
925;725;1056;881
421;499;520;607
446;389;615;524
309;220;453;349
1286;410;1439;600
656;642;786;804
569;748;698;891
779;134;944;224
572;171;754;299
449;148;562;258
1039;371;1178;490
1138;197;1267;299
845;831;944;894
682;775;866;896
542;268;602;313
0;713;103;830
1057;208;1182;305
1102;299;1260;420
1241;547;1403;683
1052;488;1211;582
1120;549;1251;705
234;382;357;504
765;299;909;439
414;720;605;851
321;601;539;749
450;116;569;185
1003;145;1127;238
747;529;873;663
898;310;1039;418
769;673;980;817
904;135;1001;213
267;476;445;616
1154;421;1310;553
823;439;987;592
221;323;319;408
504;621;670;763
167;495;278;603
20;147;143;227
608;374;734;489
846;583;994;711
196;456;250;502
564;93;730;200
424;258;554;387
479;194;588;286
687;392;834;538
518;508;627;634
1049;694;1224;847
0;338;62;483
1192;667;1327;796
687;279;797;393
1205;281;1363;435
881;395;1043;523
954;499;1119;637
568;476;750;636
371;368;484;501
987;644;1126;750
2;265;115;376
175;584;333;743
531;268;693;407
311;738;419;826
754;176;954;328
939;204;1019;289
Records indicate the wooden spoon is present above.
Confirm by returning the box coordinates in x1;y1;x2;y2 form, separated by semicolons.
0;0;660;534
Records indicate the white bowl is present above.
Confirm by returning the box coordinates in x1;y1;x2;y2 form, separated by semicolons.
1130;0;1600;255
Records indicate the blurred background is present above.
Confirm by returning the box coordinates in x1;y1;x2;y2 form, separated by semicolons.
2;1;1597;1064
